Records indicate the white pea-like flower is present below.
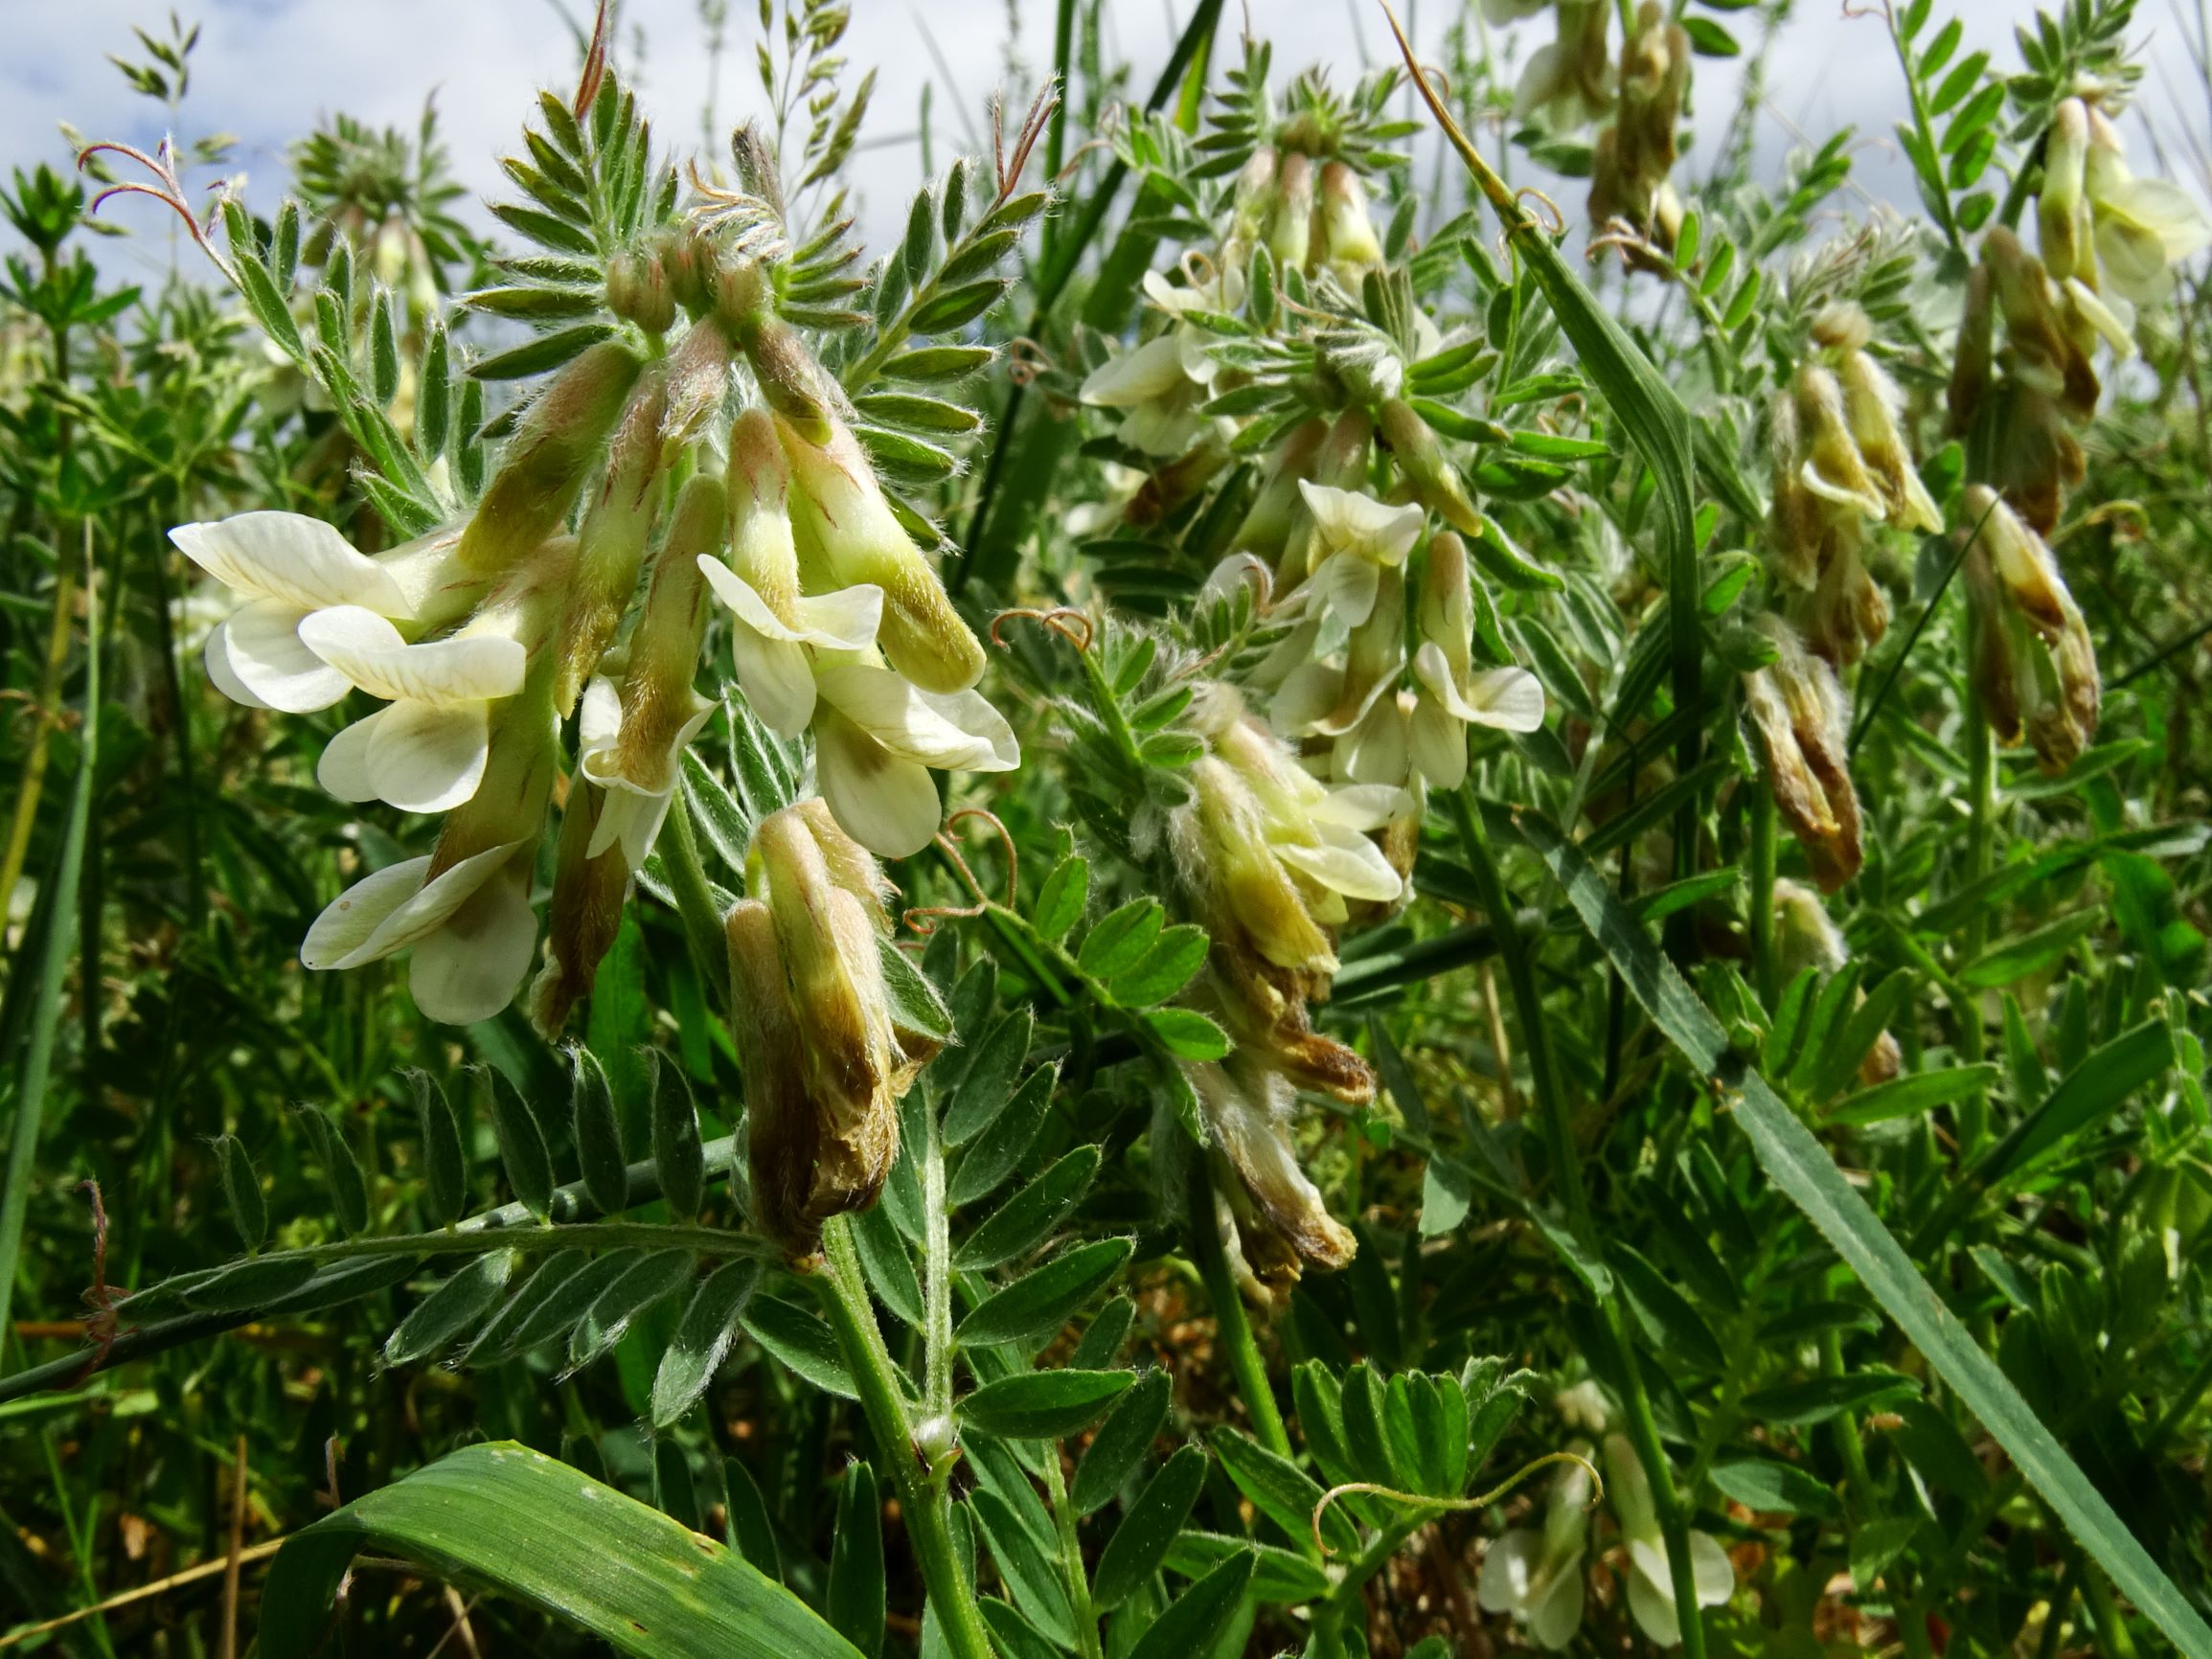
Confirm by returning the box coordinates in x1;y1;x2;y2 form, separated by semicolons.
810;662;1020;859
1604;1434;1737;1648
305;607;528;814
1477;1447;1594;1651
1292;481;1425;631
301;839;539;1026
170;512;475;714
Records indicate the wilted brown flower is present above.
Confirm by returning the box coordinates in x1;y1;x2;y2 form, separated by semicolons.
730;800;935;1252
1744;617;1861;892
1962;486;2100;773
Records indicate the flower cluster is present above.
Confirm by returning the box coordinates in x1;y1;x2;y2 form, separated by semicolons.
177;198;1017;1028
1767;301;1939;668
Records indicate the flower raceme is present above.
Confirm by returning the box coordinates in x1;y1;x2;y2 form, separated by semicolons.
726;800;938;1253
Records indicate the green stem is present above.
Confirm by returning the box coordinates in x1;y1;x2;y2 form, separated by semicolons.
818;1217;994;1659
1185;1159;1301;1474
2075;1545;2142;1659
1040;1440;1105;1659
1956;688;1994;1153
921;1067;955;1429
1820;1325;1874;1517
1448;786;1710;1659
1749;781;1778;1011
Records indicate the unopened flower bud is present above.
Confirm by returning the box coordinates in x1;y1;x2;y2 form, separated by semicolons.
1948;262;1995;439
606;246;676;333
458;340;645;576
2039;100;2094;287
1266;150;1315;272
776;409;986;693
552;366;670;715
1318;161;1383;275
1744;617;1861;892
660;313;739;464
1233;418;1328;560
1838;347;1942;534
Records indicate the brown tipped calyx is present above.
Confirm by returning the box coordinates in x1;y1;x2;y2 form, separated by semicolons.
1193;1057;1357;1301
1962;486;2100;773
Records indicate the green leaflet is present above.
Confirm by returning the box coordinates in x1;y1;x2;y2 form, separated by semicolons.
1508;804;2212;1656
259;1443;864;1659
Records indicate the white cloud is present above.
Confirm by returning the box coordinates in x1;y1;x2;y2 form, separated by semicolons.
4;0;2197;284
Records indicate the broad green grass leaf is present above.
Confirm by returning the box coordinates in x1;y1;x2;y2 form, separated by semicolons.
259;1443;862;1659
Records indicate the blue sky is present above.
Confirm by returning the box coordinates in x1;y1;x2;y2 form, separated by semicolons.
6;0;2207;284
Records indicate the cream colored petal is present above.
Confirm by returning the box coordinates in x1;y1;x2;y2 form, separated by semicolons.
1530;1551;1586;1650
579;676;623;752
1796;458;1887;519
1308;552;1380;629
1477;1528;1540;1614
298;606;525;705
791;585;885;649
406;861;537;1024
814;662;1017;771
300;855;432;970
731;626;818;738
2064;277;2135;354
1688;1530;1736;1607
365;698;491;814
202;618;270;709
2100;174;2212;261
302;841;523;970
316;710;387;803
1277;822;1403;902
1335;695;1409;789
585;782;675;869
217;600;353;713
1080;334;1188;407
1627;1550;1683;1648
170;511;410;615
1270;659;1345;736
1296;481;1425;565
1312;783;1412;831
1409;693;1468;788
815;709;945;858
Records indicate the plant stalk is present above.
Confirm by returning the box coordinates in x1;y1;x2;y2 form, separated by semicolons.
818;1216;995;1659
1448;785;1711;1659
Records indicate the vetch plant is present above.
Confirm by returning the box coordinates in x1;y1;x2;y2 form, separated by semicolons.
3;1;2212;1656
